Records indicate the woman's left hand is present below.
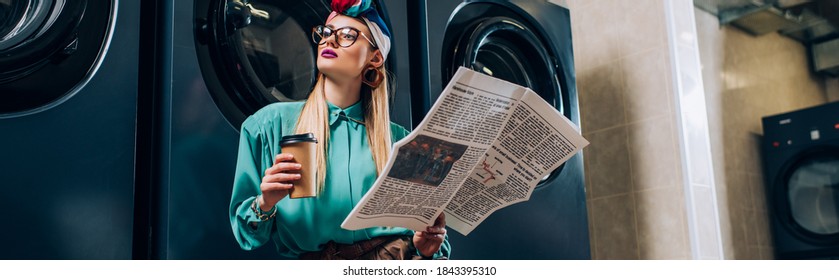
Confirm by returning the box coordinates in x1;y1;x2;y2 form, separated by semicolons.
413;212;446;258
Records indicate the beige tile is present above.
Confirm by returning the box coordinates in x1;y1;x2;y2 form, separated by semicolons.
590;194;640;259
767;49;797;80
750;33;791;67
770;31;802;54
716;201;737;260
754;209;773;248
562;0;574;10
572;32;598;73
570;27;583;57
734;222;760;260
741;83;777;121
729;210;749;259
778;81;816;112
635;188;690;259
722;133;741;173
548;0;569;9
732;57;764;91
621;49;671;122
722;27;757;68
616;0;666;57
627;117;680;191
744;209;760;247
783;48;811;78
569;0;594;10
744;246;761;260
747;172;768;212
585;126;633;198
826;78;839;102
748;174;773;249
726;171;753;211
721;92;751;139
798;77;829;106
724;134;759;177
766;81;793;111
743;133;763;174
572;1;623;71
570;7;587;71
578;63;626;132
759;246;775;260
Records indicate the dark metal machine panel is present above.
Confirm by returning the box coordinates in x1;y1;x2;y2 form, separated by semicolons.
418;0;589;259
761;101;839;259
0;0;140;259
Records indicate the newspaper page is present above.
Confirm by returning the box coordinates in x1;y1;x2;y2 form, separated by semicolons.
341;67;588;234
444;89;589;235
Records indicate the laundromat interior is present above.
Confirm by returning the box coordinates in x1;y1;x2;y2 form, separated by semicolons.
0;0;838;260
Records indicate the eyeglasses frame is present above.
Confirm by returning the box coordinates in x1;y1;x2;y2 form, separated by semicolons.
311;25;378;49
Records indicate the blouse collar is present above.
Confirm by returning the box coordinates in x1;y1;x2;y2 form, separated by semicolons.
327;100;365;128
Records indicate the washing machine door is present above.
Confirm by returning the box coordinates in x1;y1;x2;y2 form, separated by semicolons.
0;0;112;117
438;1;589;259
442;1;572;187
777;148;839;243
195;0;396;129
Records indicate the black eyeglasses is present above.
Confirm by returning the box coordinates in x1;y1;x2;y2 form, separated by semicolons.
311;25;377;48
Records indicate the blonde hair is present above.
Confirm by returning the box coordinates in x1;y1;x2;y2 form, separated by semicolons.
294;65;393;192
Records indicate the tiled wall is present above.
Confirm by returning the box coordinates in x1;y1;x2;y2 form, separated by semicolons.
567;0;691;259
829;79;839;102
694;8;830;259
568;0;832;260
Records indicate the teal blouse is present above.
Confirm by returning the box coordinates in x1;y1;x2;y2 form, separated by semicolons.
229;101;451;259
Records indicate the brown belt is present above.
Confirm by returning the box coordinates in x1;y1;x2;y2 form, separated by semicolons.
299;235;411;260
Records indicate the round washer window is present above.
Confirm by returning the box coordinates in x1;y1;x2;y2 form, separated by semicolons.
787;154;839;235
446;15;568;188
197;0;399;129
196;0;331;128
451;17;562;114
0;0;112;117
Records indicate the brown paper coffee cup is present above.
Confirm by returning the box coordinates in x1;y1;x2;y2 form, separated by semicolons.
280;133;318;199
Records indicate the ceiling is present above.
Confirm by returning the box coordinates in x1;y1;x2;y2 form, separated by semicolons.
694;0;839;42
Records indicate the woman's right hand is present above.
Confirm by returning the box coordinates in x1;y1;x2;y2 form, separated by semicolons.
258;153;301;211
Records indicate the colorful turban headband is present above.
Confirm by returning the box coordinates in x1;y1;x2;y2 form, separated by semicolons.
327;0;392;61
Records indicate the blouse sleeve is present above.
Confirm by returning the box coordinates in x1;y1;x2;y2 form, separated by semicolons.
432;235;452;259
390;123;411;142
413;233;451;259
229;118;274;251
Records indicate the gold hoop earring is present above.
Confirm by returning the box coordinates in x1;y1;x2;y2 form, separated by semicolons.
362;66;384;88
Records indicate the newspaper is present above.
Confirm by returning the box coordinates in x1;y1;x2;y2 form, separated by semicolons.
341;67;589;235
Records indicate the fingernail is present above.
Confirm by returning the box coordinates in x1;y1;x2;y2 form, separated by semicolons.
296;164;302;168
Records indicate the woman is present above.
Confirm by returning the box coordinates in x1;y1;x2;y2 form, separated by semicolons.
229;0;450;260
